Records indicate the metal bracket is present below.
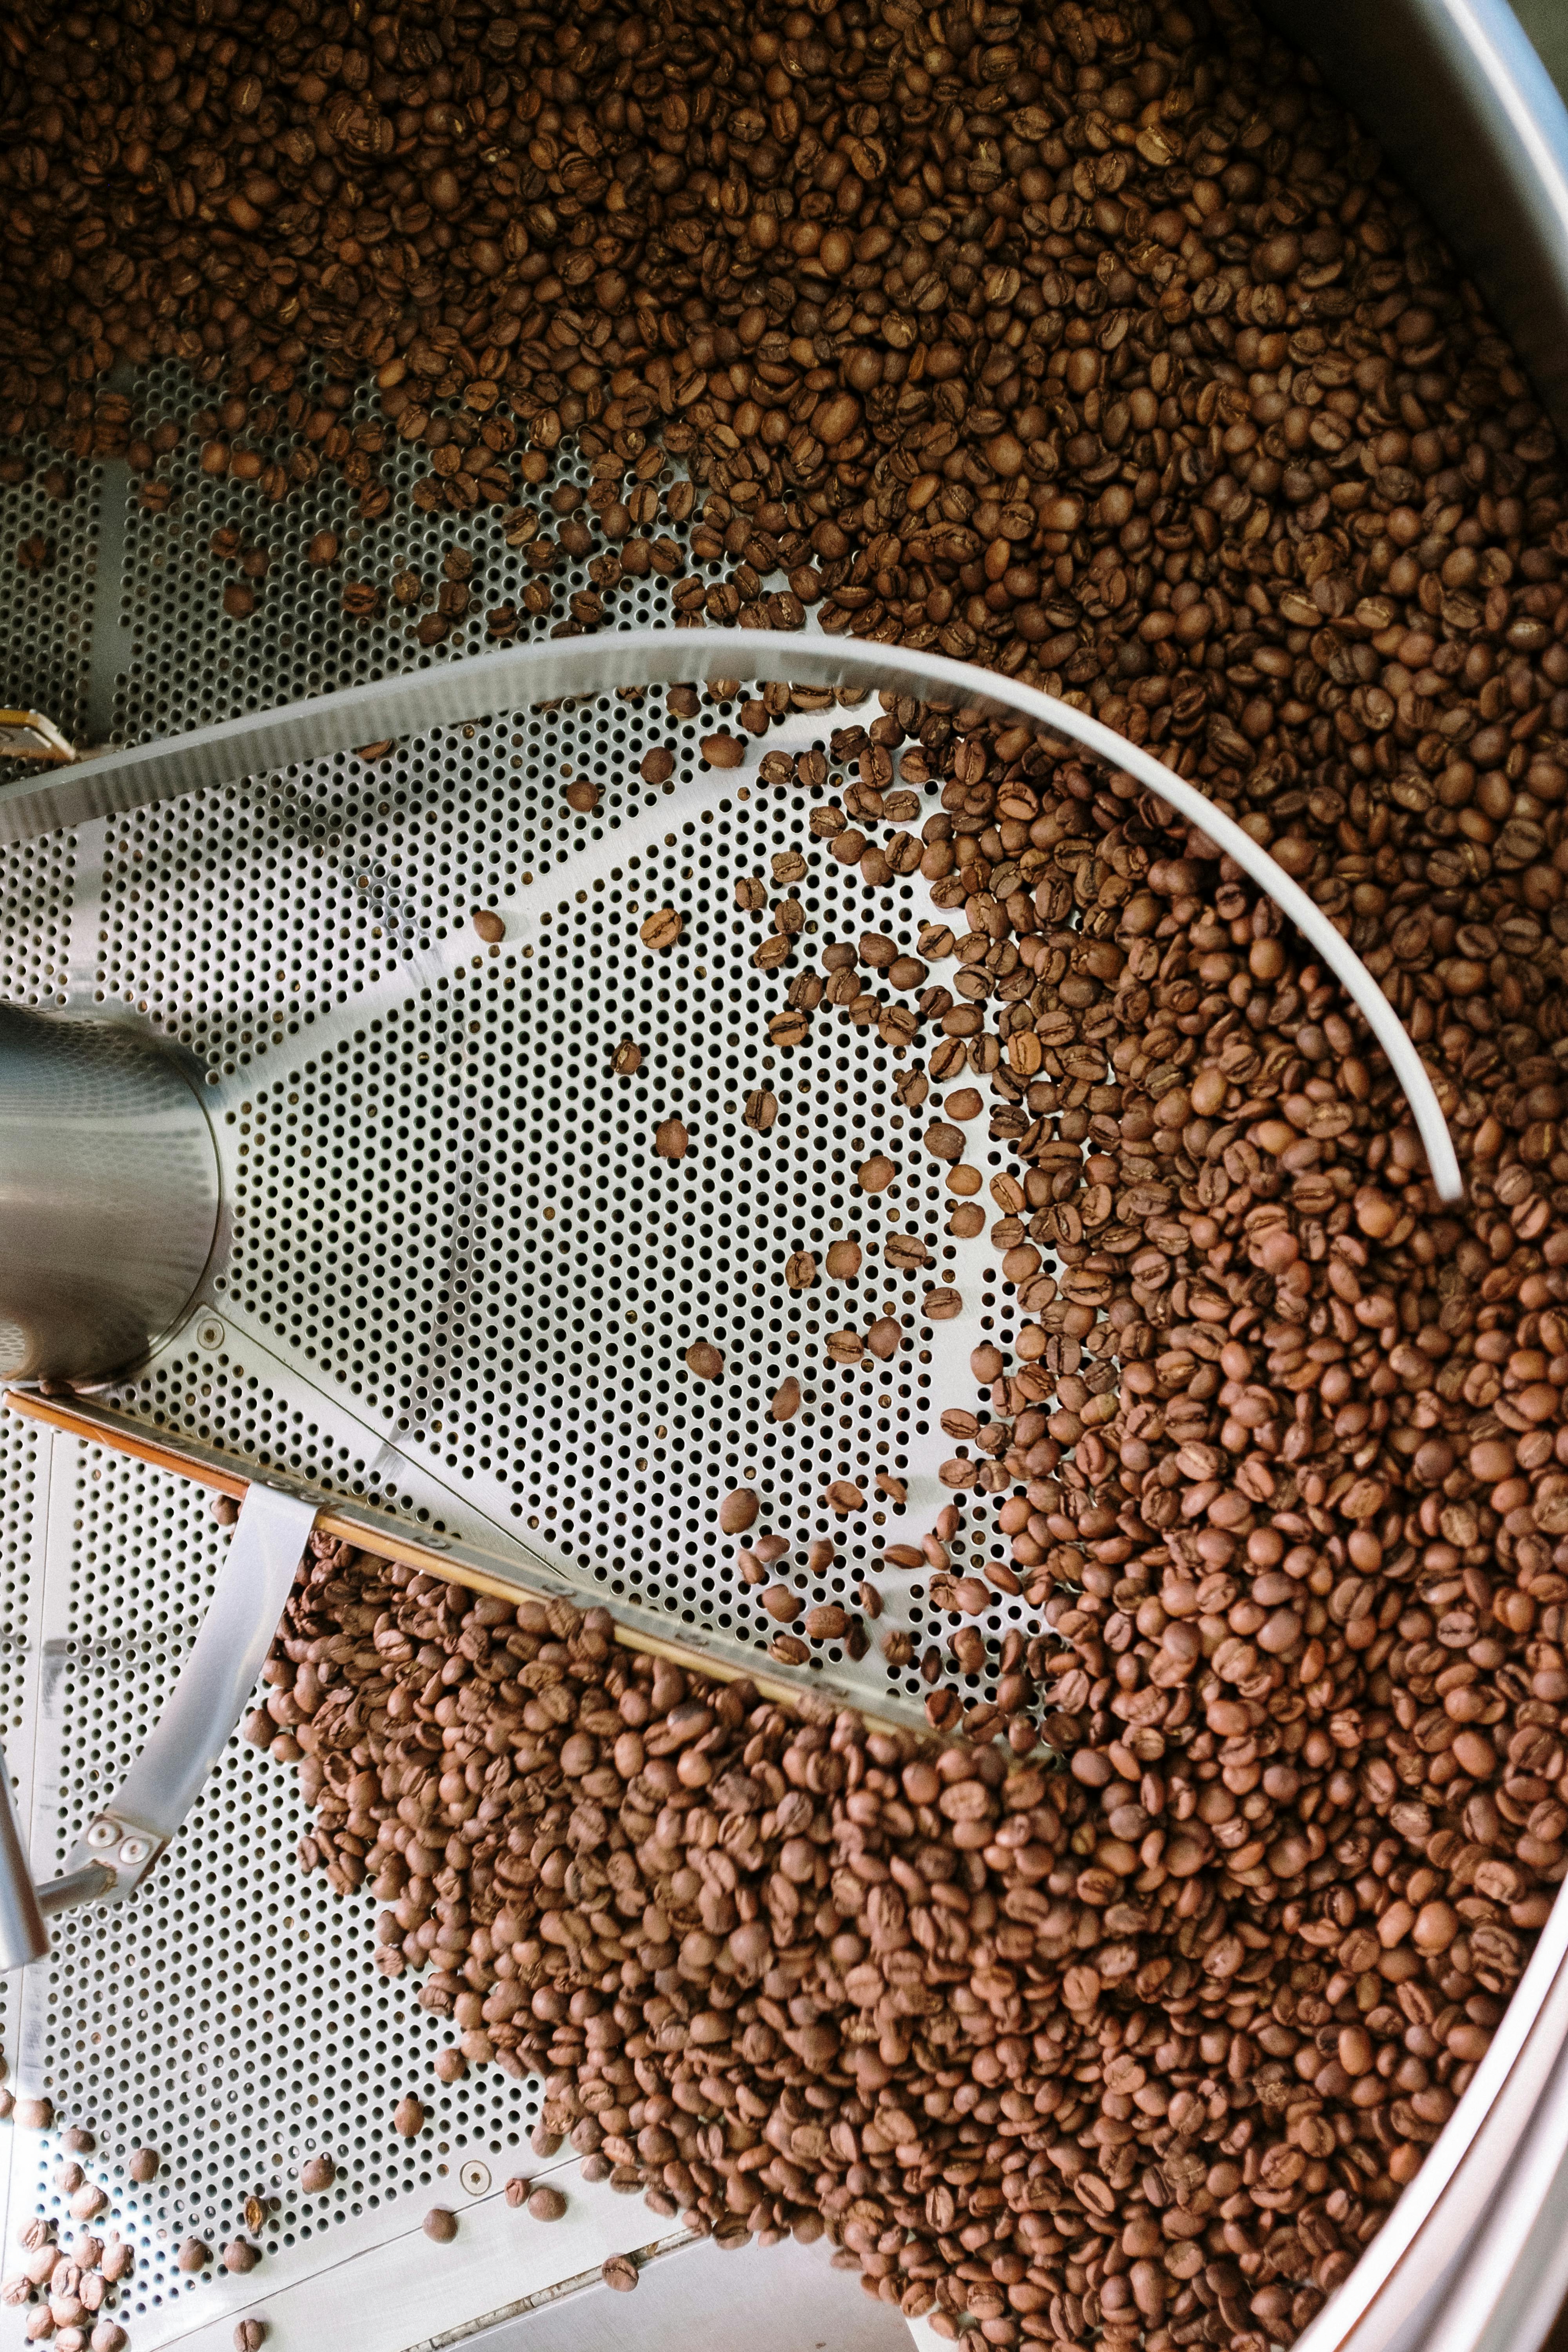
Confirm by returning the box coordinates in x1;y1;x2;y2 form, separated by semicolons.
0;1475;319;1964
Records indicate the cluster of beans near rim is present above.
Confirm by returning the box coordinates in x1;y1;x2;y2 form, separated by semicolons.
8;0;1568;2343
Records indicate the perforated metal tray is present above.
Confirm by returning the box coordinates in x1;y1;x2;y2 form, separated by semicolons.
0;381;1032;2348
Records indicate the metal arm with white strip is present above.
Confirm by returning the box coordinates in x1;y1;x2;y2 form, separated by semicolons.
0;1478;319;1969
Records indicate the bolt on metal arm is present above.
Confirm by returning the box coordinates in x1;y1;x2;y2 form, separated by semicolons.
0;1478;319;1970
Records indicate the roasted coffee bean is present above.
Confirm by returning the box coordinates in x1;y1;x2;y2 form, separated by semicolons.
611;1040;642;1077
503;2178;530;2209
233;2325;268;2352
654;1120;689;1161
639;910;682;953
298;2156;334;2195
526;2188;567;2223
392;2097;425;2140
769;1379;802;1422
640;749;675;787
719;1488;759;1535
222;2242;260;2275
176;2241;210;2273
472;910;505;945
601;2255;638;2294
125;2150;158;2185
684;1340;723;1381
422;2210;457;2244
14;2101;52;2132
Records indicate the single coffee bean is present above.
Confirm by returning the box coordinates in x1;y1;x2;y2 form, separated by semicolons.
503;2177;530;2208
304;532;339;569
299;2156;335;2194
655;1118;689;1160
176;2241;211;2273
699;734;742;769
89;2327;126;2352
719;1488;758;1534
432;2049;467;2084
685;1341;723;1380
639;748;675;786
423;2209;457;2243
61;2132;94;2157
565;780;599;812
857;1155;897;1193
639;909;682;952
15;2100;52;2131
527;2187;568;2222
392;2096;425;2139
223;2241;261;2274
233;2324;268;2352
612;1040;642;1075
472;910;505;944
601;2254;638;2292
770;1379;802;1421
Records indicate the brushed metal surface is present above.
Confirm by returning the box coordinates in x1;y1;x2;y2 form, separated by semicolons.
0;1005;220;1382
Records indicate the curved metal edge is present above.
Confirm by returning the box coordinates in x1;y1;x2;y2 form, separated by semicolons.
1292;1871;1568;2352
1258;0;1568;446
0;629;1463;1200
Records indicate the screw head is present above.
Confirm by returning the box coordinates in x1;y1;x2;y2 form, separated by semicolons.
118;1835;151;1866
85;1819;117;1850
196;1318;226;1351
458;2160;491;2198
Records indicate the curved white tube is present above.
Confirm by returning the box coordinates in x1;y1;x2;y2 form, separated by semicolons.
0;628;1463;1200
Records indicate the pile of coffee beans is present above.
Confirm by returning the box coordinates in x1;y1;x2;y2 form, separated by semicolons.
251;1403;1555;2350
2;2207;132;2352
0;0;1558;704
8;0;1568;2339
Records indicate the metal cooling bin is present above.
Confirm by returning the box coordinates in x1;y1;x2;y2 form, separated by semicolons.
0;1;1565;2347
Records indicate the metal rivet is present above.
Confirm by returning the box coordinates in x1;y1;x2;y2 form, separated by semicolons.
458;2160;491;2197
85;1820;117;1850
118;1836;152;1866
